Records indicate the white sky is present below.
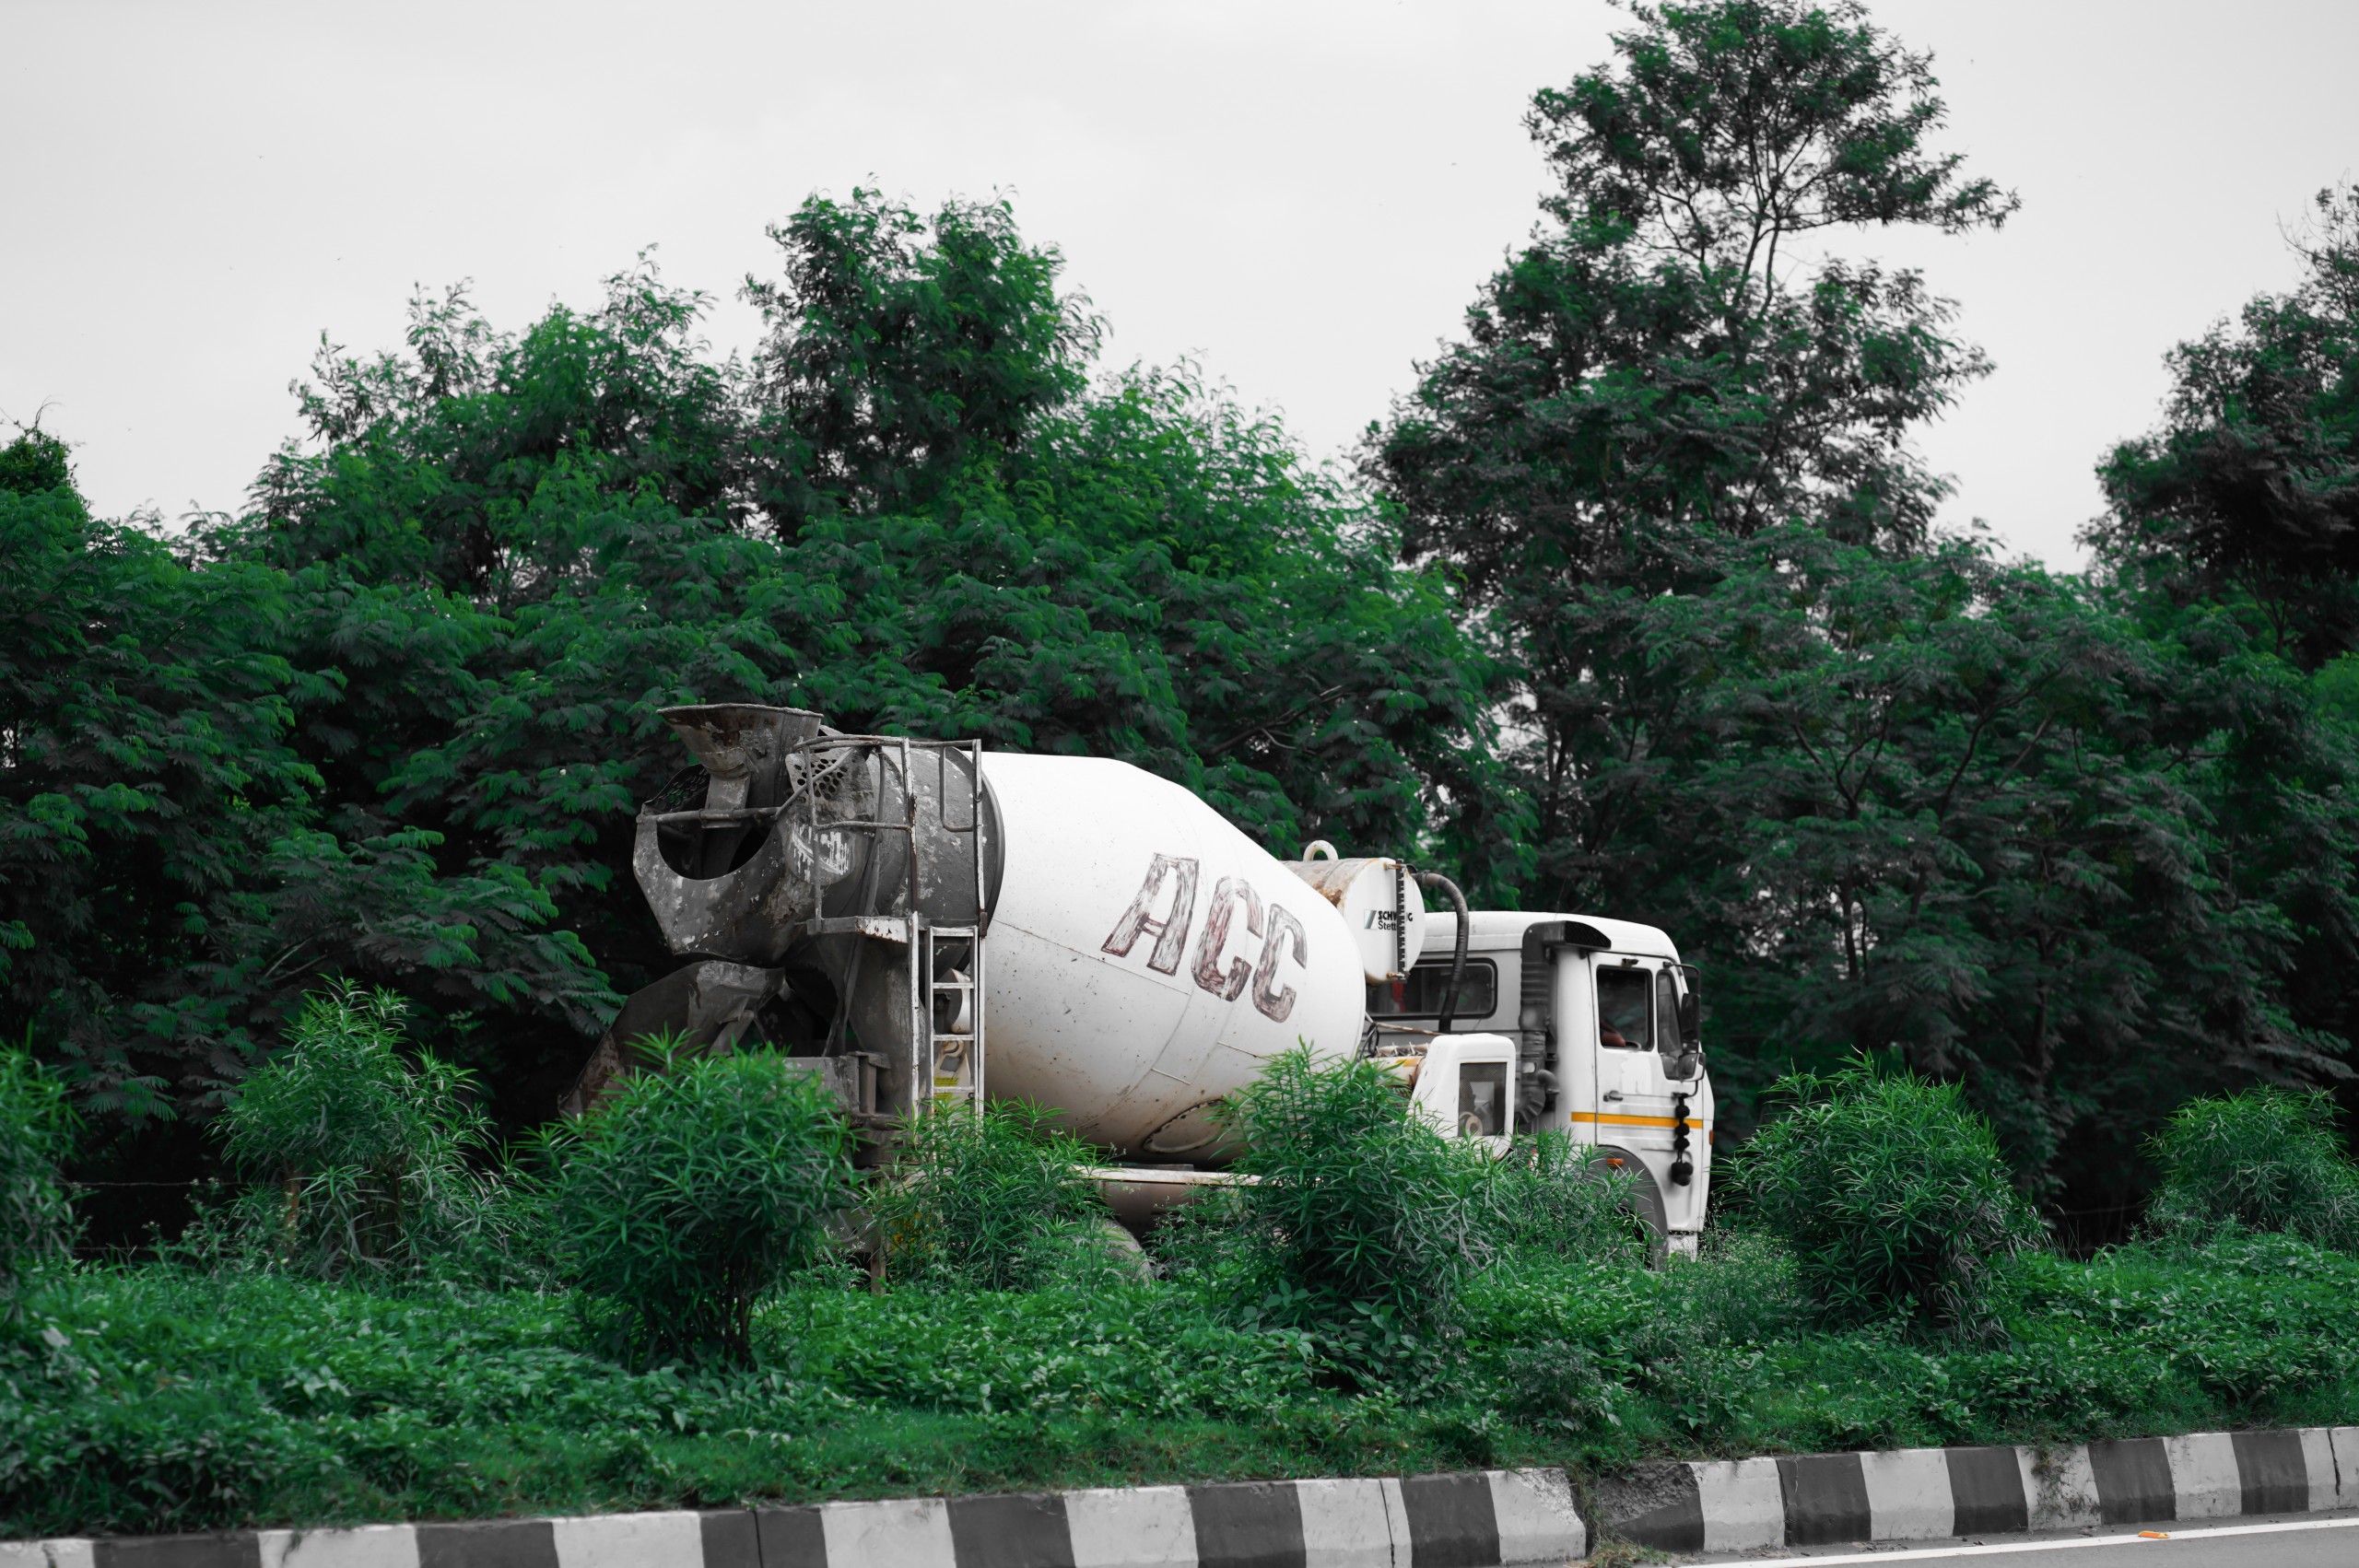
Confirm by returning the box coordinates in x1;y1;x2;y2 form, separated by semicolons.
6;0;2356;568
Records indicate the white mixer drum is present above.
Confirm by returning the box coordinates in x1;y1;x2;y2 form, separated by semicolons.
978;753;1364;1158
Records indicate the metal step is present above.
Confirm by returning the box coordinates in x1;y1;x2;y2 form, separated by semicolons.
920;921;984;1110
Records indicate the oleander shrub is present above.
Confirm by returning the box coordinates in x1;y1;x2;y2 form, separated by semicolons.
2146;1086;2359;1252
1739;1061;2040;1339
869;1099;1124;1292
1476;1130;1651;1262
1163;1047;1491;1371
215;985;520;1280
0;1047;76;1318
537;1043;854;1365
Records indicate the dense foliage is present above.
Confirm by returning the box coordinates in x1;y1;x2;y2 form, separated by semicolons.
3;0;2355;1229
2;194;1495;1176
1739;1061;2039;1336
868;1101;1123;1293
2093;184;2359;670
10;1048;2359;1538
2146;1085;2359;1252
1365;0;2359;1208
536;1043;855;1364
0;437;596;1138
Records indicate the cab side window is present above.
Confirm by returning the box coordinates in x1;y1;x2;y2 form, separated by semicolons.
1596;967;1651;1050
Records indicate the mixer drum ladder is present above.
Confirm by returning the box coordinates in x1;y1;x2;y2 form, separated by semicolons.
922;924;985;1110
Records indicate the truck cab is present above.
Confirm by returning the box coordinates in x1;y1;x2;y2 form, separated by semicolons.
1370;911;1712;1255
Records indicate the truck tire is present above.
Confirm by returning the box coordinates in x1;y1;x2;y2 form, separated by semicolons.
1590;1144;1670;1262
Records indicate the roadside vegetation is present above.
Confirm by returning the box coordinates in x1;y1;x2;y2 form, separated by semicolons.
9;0;2359;1542
9;0;2359;1232
10;1002;2359;1539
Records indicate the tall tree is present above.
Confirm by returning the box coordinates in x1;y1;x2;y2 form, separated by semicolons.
1369;0;2011;913
0;430;604;1144
2089;184;2359;1129
2092;183;2359;670
183;199;1499;1132
1611;527;2355;1194
745;191;1099;533
1365;3;2359;1201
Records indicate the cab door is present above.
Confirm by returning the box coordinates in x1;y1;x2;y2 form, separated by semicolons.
1590;955;1684;1153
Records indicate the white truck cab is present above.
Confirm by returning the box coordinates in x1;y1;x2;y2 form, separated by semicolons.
1371;911;1712;1254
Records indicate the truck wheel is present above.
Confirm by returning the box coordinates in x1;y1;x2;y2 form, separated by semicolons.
1086;1216;1154;1282
1589;1145;1671;1263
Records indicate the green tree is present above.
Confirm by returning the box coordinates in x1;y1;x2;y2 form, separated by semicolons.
0;424;610;1140
190;199;1496;1136
1605;528;2356;1192
0;426;73;497
746;190;1098;532
1358;3;2359;1202
2086;183;2359;1150
245;261;748;592
1368;0;2010;915
2093;184;2359;670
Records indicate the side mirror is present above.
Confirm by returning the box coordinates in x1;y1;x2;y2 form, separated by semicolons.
1678;987;1701;1047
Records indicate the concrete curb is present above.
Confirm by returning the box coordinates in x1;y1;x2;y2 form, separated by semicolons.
1595;1425;2359;1552
0;1469;1586;1568
8;1430;2358;1568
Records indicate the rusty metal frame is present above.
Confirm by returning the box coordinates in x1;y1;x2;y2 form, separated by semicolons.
762;731;988;1124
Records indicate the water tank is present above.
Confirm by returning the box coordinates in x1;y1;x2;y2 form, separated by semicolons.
1275;848;1428;984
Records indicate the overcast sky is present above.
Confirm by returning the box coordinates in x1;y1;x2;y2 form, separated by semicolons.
6;0;2356;568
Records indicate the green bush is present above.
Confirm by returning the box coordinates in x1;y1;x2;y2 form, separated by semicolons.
1738;1061;2039;1338
1661;1228;1813;1347
0;1048;76;1316
2146;1086;2359;1251
1164;1047;1489;1370
216;985;520;1280
538;1044;854;1365
869;1100;1123;1292
16;1207;2359;1533
1476;1131;1651;1262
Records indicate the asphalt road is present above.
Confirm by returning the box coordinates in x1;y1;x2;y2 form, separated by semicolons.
1686;1511;2359;1566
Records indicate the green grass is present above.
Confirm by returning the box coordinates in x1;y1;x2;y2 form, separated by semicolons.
11;1226;2359;1539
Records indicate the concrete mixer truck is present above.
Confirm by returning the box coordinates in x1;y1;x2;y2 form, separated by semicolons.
564;705;1713;1249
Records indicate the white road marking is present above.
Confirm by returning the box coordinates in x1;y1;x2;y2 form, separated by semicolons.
1721;1513;2359;1565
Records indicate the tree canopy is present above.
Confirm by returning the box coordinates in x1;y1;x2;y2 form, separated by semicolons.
1367;0;2358;1204
4;193;1498;1153
2093;184;2359;671
5;2;2356;1224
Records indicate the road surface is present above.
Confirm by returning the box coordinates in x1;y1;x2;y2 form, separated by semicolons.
1686;1510;2359;1565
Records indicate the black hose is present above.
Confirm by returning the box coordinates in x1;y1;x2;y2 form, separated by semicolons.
1414;870;1471;1033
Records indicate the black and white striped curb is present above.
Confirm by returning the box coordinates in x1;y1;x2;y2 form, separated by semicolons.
0;1469;1585;1568
1597;1425;2359;1553
14;1430;2359;1568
